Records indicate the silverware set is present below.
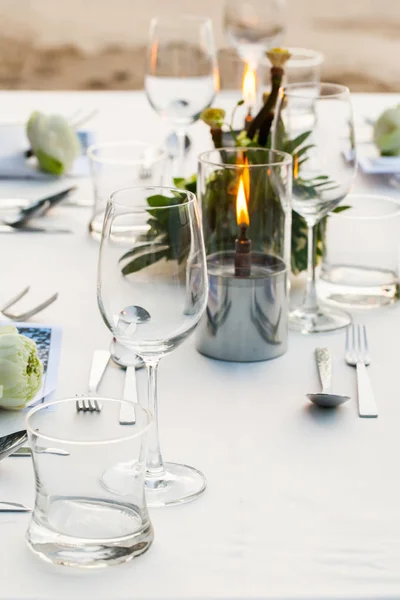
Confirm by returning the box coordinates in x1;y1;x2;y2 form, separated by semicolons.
307;323;377;417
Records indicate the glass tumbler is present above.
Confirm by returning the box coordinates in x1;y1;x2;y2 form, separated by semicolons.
26;398;153;568
319;194;400;308
88;141;166;240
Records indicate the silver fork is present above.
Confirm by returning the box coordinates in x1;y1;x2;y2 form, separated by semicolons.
0;287;58;321
345;324;378;418
75;350;110;413
76;398;102;413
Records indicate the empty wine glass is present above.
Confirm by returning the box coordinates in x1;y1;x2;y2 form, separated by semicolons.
272;83;357;333
97;186;208;506
224;0;286;67
145;16;219;176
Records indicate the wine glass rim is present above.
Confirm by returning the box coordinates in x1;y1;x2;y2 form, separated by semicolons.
25;398;153;445
330;194;400;220
198;147;293;169
283;82;350;99
110;186;197;210
87;141;166;166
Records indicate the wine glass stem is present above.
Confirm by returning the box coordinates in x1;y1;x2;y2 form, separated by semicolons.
176;128;186;176
144;359;165;477
303;223;319;312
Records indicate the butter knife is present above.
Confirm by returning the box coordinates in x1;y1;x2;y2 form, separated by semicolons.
0;225;72;234
119;366;137;425
89;350;110;395
0;502;31;513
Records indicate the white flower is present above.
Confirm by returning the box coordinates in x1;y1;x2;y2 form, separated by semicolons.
27;111;81;175
373;105;400;156
0;326;43;411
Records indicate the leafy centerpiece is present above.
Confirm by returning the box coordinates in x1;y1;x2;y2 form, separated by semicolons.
122;47;342;277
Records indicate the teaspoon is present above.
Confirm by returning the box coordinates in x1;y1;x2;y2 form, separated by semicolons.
307;348;350;408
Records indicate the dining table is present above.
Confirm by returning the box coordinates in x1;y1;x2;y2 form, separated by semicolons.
1;89;400;600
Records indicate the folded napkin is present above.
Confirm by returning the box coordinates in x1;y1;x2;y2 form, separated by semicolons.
0;124;94;179
343;147;400;174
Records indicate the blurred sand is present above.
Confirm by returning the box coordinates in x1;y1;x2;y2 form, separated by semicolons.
0;0;399;91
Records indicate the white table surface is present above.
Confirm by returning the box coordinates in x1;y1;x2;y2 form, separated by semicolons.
1;91;400;600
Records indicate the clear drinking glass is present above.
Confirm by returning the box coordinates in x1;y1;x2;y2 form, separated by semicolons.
88;141;166;239
97;186;208;506
273;82;357;333
26;398;153;568
145;16;219;176
224;0;286;67
319;194;400;308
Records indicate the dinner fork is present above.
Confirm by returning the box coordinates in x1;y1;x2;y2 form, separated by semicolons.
0;287;58;321
75;350;109;413
345;324;378;418
76;398;102;413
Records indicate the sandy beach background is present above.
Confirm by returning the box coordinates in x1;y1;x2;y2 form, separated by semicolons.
0;0;399;92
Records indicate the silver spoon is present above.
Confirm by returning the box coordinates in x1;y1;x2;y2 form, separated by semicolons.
0;430;27;461
307;348;350;408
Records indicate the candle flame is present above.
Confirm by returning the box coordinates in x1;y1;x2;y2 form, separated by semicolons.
242;63;257;107
236;173;249;227
293;154;299;179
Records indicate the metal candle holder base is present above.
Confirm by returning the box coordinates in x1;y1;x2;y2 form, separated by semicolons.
196;251;288;362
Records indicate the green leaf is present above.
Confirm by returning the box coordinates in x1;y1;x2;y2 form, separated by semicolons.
284;131;312;155
121;248;168;275
332;205;351;214
119;243;166;263
147;194;176;208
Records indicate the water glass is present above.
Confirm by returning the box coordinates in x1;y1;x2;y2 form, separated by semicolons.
319;194;400;308
26;398;153;568
87;141;166;239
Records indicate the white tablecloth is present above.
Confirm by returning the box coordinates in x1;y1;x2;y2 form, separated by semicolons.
1;91;400;600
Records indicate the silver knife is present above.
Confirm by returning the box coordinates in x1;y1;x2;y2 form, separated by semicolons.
11;446;70;457
0;225;72;234
0;502;31;513
88;350;110;395
119;366;137;425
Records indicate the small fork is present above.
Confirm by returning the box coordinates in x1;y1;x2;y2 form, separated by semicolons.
345;324;378;418
0;287;58;321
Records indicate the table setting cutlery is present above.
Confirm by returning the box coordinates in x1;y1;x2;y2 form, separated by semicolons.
0;224;72;234
345;324;378;418
0;287;58;321
307;347;350;409
0;430;70;460
110;338;144;425
0;502;31;513
1;186;76;229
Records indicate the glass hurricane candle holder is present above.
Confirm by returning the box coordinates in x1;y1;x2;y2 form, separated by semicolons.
196;147;292;362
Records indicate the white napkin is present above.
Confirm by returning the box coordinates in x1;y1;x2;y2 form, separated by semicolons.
343;147;400;174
